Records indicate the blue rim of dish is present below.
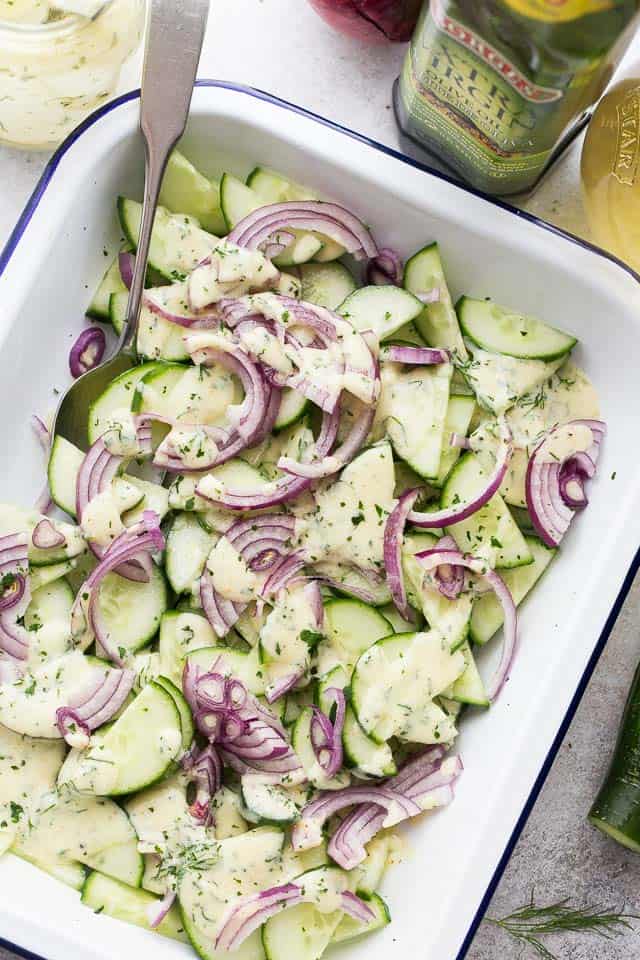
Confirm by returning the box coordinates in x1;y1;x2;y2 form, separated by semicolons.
1;80;639;960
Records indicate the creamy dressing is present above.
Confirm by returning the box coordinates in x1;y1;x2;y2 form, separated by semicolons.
80;488;125;547
101;407;143;457
165;426;221;471
295;442;396;571
168;364;239;427
187;241;279;310
206;536;258;604
460;344;565;416
137;306;188;362
126;774;192;847
260;584;318;686
356;631;464;744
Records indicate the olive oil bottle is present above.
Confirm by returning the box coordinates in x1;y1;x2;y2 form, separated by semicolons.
581;75;640;271
394;0;640;195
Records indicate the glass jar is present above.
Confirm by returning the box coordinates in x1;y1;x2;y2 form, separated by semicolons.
0;0;145;150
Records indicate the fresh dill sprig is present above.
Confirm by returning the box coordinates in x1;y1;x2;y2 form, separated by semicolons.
485;891;639;959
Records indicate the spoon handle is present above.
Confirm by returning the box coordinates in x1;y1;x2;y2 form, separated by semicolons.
120;0;210;355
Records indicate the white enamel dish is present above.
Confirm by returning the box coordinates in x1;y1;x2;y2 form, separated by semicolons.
0;81;639;960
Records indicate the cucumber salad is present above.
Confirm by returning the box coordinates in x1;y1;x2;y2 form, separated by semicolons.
0;153;605;959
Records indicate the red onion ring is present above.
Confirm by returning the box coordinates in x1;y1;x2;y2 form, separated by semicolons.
409;420;513;528
69;327;106;379
55;666;135;746
0;533;31;663
367;248;403;286
380;344;450;365
383;487;422;622
200;569;246;638
431;535;465;600
184;743;222;826
32;518;66;550
31;414;50;452
310;687;346;778
277;400;375;481
525;419;606;548
118;251;134;289
147;888;177;930
416;548;517;700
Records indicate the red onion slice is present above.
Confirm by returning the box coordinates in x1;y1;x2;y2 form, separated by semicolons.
409;421;513;529
69;327;106;379
383;487;422;622
0;533;31;663
184;743;222;825
32;518;66;550
367;248;403;286
430;535;465;600
310;687;346;778
55;666;135;746
147;889;177;930
31;414;50;452
119;251;134;289
277;400;375;481
200;570;246;638
340;891;377;923
416;287;441;304
227;200;378;261
265;669;305;704
416;548;517;700
525;419;606;548
380;345;449;365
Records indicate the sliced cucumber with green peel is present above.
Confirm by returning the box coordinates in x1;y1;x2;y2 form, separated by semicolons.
159;610;217;684
292;707;350;789
97;564;168;658
220;173;323;266
317;599;393;676
442;453;533;569
273;388;309;432
0;504;85;568
338;285;423;340
457;297;577;361
295;262;357;310
48;436;87;517
67;682;182;796
155;675;194;756
404;242;466;358
87;252;128;321
121;476;170;525
262;901;342;960
470;536;555;644
109;290;128;337
434;394;476;487
118;197;219;281
88;361;162;446
182;907;265;960
83;840;144;888
378;602;417;634
447;641;489;707
343;705;396;778
332;892;390;944
349;834;390;897
131;360;187;417
81;871;188;941
159;149;226;235
187;646;266;696
165;511;217;595
241;777;300;825
385;320;426;346
30;559;77;592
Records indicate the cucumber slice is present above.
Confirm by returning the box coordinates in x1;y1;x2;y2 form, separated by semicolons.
442;453;533;569
48;436;85;518
404;242;466;358
343;705;396;778
385;321;426;346
0;505;86;569
332;892;390;944
457;297;577;361
220;173;323;266
338;286;423;340
87;252;128;321
296;262;357;311
470;536;555;644
459;343;565;417
273;388;309;432
434;394;476;488
378;602;418;634
109;290;127;337
241;778;301;825
121;477;170;525
182;908;265;960
25;578;74;660
66;682;182;795
590;661;640;853
155;675;194;756
447;641;489;707
29;559;76;592
131;360;187;417
351;632;465;745
159;149;226;236
159;610;217;684
349;834;390;898
88;361;163;446
317;599;393;676
291;707;350;790
97;564;168;658
13;850;87;890
83;840;144;888
187;646;266;696
165;511;217;595
118;197;219;281
213;785;250;840
137;303;190;362
81;871;188;941
378;362;452;481
262;901;342;960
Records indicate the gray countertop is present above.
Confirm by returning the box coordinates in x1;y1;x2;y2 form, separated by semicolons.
1;2;639;957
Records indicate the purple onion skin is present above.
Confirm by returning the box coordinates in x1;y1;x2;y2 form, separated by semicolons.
69;327;106;379
307;0;421;43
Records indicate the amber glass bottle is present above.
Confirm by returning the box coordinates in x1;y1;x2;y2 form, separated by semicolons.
394;0;640;195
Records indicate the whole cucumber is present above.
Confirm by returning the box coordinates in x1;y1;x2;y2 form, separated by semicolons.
590;660;640;852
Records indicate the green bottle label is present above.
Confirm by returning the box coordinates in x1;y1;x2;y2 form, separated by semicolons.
397;0;634;194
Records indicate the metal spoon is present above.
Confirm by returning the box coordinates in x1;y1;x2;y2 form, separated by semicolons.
53;0;209;448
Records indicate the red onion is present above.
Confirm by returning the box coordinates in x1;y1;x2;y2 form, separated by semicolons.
341;890;377;922
416;287;441;304
366;248;403;286
31;414;50;452
277;400;375;481
430;535;465;600
292;785;421;852
265;669;305;704
416;548;517;700
200;570;246;638
261;551;307;600
55;666;135;746
409;420;513;528
0;533;31;662
307;0;422;43
147;888;177;930
225;514;296;573
450;432;471;450
310;687;346;777
227;201;378;262
383;487;422;622
69;327;106;379
379;344;449;365
118;251;134;289
184;743;222;825
525;419;606;548
70;512;165;665
32;518;66;550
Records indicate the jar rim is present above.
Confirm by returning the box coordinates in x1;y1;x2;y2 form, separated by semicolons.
0;4;110;36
